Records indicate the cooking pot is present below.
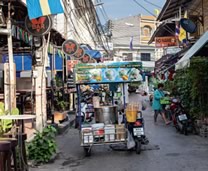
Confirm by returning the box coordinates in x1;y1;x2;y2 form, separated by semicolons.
94;106;118;124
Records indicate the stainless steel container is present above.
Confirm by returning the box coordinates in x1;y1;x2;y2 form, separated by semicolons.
94;106;118;124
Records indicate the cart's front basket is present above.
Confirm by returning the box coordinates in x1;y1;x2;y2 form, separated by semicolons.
80;125;127;146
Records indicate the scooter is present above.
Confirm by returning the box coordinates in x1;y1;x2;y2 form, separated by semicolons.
127;111;149;154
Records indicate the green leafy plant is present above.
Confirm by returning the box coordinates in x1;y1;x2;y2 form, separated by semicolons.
57;100;68;111
27;125;57;164
0;102;19;136
168;57;208;120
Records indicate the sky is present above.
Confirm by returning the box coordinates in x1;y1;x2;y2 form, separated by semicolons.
97;0;166;24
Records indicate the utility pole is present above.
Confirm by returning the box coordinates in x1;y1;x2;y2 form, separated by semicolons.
4;1;16;111
34;36;49;131
34;47;45;131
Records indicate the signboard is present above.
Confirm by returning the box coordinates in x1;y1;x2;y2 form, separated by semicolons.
25;16;52;36
62;39;79;56
73;47;85;59
67;60;79;72
74;62;142;84
80;53;91;63
155;36;177;48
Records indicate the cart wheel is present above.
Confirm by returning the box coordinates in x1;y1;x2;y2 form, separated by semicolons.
135;140;142;154
84;147;91;157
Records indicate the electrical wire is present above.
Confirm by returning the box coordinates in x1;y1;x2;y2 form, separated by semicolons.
68;9;92;43
80;0;109;53
132;0;156;17
143;0;162;9
68;0;110;54
71;0;98;45
94;8;111;52
61;1;86;43
98;6;108;22
96;0;109;22
113;35;140;39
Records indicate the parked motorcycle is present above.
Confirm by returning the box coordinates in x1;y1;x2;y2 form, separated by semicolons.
169;98;194;135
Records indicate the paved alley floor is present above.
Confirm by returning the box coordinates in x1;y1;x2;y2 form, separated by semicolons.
30;94;208;171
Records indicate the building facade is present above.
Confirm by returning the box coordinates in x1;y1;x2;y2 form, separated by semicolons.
111;15;157;71
149;0;208;73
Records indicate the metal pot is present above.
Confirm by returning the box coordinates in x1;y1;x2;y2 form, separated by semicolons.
94;106;118;124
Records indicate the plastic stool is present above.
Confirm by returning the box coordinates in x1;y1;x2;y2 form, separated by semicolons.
0;141;12;171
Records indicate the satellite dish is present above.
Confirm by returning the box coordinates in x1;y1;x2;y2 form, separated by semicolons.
180;18;197;33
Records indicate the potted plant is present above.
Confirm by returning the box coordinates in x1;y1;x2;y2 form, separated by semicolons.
27;125;57;165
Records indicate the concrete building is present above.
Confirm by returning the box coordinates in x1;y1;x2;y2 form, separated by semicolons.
111;15;158;71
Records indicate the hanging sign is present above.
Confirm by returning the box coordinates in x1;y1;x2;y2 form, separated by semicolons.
80;53;91;63
25;16;52;36
155;36;177;48
62;39;79;56
74;62;143;84
73;46;85;59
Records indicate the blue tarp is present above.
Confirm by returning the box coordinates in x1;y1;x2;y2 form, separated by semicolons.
2;54;31;71
85;50;102;59
2;53;63;71
47;54;63;70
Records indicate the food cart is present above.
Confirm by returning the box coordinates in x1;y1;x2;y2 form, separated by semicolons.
74;61;143;156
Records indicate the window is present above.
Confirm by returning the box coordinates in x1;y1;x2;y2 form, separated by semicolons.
141;53;151;61
142;26;152;36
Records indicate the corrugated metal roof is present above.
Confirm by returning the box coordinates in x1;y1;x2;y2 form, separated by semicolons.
157;0;193;21
148;22;175;44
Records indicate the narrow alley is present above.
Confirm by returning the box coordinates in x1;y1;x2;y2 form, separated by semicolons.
32;94;208;171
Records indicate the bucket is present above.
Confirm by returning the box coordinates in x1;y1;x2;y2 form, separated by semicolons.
126;110;137;122
94;106;118;124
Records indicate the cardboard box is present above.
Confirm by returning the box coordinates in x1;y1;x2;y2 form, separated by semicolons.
104;124;115;142
116;124;125;141
54;112;67;123
82;127;93;144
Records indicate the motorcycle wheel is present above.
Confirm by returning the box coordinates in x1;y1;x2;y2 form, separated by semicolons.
135;140;142;154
